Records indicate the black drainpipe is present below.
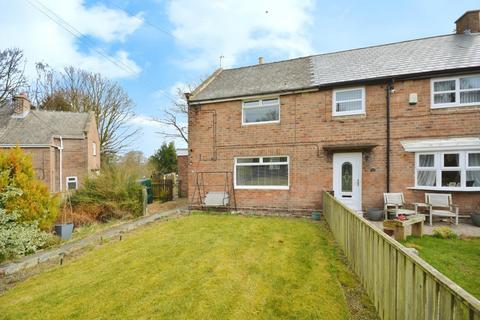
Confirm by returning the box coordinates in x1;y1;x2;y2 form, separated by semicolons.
385;81;394;193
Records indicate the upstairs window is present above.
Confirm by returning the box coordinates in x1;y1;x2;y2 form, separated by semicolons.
242;98;280;125
234;156;289;189
332;87;365;116
431;75;480;108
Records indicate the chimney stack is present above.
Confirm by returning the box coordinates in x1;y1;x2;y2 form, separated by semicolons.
258;56;265;64
12;92;31;118
455;10;480;34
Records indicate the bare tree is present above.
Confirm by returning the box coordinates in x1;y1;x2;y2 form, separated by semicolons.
154;82;201;144
34;66;140;159
0;48;27;106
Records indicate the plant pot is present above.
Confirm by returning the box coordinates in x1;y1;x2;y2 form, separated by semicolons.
471;213;480;227
55;223;74;240
367;208;384;221
311;211;321;221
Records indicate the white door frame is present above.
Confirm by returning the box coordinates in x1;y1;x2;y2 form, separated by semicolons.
332;152;362;211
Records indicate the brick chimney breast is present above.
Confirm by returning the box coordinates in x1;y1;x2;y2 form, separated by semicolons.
455;10;480;34
12;92;31;118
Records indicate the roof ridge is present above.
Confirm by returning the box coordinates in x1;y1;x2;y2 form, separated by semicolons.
221;33;467;72
33;109;90;115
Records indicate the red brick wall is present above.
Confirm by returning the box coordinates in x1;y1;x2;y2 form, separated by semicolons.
188;77;480;213
177;155;188;198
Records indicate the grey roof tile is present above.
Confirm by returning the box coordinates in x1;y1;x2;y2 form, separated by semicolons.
0;108;91;145
189;33;480;102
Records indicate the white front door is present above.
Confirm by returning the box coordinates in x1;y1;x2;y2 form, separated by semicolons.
333;153;362;211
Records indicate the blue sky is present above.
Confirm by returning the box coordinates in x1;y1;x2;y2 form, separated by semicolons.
0;0;478;156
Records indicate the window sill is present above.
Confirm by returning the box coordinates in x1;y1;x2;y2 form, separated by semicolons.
408;186;480;192
234;186;289;190
332;112;366;117
431;103;480;110
241;120;280;126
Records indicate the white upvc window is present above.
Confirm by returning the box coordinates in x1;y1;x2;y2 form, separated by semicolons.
431;74;480;108
234;156;289;189
242;98;280;125
415;151;480;191
66;176;78;190
92;142;97;156
332;87;365;116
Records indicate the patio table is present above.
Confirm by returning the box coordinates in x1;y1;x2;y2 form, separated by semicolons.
383;215;425;241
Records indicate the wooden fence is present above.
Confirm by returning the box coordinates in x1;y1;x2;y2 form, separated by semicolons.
323;191;480;320
151;179;173;202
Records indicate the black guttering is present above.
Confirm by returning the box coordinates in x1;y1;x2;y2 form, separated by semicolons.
188;66;480;104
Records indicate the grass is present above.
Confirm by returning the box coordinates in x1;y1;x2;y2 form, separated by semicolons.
404;235;480;299
0;214;376;319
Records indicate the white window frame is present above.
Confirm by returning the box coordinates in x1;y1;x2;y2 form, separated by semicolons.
241;97;280;125
414;151;480;191
431;74;480;109
92;142;97;156
66;176;78;190
332;87;365;116
234;156;289;190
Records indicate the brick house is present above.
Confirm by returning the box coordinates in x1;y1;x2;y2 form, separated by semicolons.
187;10;480;214
0;93;101;192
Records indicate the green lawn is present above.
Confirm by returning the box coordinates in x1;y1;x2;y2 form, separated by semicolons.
0;214;375;319
404;236;480;299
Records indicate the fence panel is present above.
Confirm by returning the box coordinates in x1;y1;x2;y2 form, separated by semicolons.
151;179;173;201
323;191;480;320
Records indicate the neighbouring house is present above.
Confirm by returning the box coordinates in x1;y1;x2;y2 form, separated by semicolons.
0;93;101;193
177;148;189;198
187;10;480;214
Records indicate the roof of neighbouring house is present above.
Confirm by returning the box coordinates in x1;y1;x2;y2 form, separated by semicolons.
189;33;480;103
0;108;93;145
177;148;188;156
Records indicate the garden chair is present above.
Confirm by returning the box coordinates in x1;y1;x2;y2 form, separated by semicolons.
424;193;459;226
383;193;417;219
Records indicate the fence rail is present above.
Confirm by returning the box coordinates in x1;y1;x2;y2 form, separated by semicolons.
323;191;480;320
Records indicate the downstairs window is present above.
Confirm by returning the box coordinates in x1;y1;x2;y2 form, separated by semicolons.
234;156;289;189
415;151;480;190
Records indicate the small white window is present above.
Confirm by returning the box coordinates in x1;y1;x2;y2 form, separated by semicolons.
431;75;480;108
242;98;280;125
92;142;97;156
66;176;78;190
234;156;289;189
414;151;480;190
332;87;365;116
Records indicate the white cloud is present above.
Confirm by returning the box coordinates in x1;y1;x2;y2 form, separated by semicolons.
167;0;315;70
0;0;143;79
128;114;165;128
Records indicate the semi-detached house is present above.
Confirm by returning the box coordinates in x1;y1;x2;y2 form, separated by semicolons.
0;93;101;193
187;10;480;214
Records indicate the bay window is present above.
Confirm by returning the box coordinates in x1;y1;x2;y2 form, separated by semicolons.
431;75;480;108
234;156;289;189
415;151;480;190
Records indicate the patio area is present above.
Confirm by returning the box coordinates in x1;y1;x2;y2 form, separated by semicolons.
371;217;480;237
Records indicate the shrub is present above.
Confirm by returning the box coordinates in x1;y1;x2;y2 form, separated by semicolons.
432;226;458;239
0;187;52;262
70;166;144;224
0;147;59;229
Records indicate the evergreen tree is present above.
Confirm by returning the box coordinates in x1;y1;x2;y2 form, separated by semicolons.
150;142;177;175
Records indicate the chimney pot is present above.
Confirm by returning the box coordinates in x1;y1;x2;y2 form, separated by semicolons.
12;92;31;118
455;10;480;34
258;56;264;64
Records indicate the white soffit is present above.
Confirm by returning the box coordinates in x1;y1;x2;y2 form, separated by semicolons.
401;137;480;152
